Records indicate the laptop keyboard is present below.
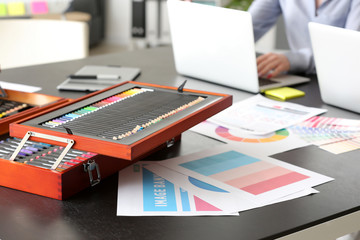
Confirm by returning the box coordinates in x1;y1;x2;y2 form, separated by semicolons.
259;77;277;86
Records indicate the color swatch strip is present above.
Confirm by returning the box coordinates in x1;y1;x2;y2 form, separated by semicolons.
291;116;360;154
180;151;259;176
181;151;309;195
240;171;309;195
319;137;360;154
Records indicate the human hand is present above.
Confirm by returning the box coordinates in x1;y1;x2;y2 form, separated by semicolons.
256;53;290;78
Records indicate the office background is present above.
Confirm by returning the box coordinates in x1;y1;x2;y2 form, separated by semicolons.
0;1;359;239
107;0;288;51
0;0;289;60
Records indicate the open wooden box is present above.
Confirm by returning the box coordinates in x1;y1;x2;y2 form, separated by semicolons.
1;81;232;200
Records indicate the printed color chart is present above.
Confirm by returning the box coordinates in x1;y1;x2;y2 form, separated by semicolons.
215;126;289;143
291;116;360;154
142;168;220;211
149;145;333;212
208;94;326;135
180;151;309;195
190;120;310;156
117;163;236;216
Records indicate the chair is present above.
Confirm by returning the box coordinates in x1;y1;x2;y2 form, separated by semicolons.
0;19;89;69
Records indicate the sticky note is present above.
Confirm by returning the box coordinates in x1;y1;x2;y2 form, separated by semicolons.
31;1;49;14
265;87;305;101
0;3;7;16
7;2;26;16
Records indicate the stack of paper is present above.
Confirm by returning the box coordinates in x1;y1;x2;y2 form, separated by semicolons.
116;95;335;216
191;94;327;156
117;145;333;216
207;94;327;135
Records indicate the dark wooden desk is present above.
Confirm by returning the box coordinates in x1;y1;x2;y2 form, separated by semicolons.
0;47;359;240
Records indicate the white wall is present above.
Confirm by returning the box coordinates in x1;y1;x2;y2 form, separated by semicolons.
104;0;276;53
105;0;131;46
255;26;276;53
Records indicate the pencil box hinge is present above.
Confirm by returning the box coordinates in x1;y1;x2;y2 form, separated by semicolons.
83;159;101;187
166;137;175;148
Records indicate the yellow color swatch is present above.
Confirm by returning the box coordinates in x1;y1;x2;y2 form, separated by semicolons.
7;2;26;16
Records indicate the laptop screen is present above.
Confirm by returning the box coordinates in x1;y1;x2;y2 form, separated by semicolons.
167;0;259;93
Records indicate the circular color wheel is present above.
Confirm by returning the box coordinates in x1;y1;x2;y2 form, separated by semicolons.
215;126;289;143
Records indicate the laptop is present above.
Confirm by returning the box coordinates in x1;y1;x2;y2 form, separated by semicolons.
309;22;360;113
167;0;310;93
57;65;141;92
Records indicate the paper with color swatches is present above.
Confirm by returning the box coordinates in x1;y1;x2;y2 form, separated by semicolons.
291;116;360;154
144;145;333;213
117;162;239;216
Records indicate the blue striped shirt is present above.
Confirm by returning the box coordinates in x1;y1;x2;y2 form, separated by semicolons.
248;0;360;74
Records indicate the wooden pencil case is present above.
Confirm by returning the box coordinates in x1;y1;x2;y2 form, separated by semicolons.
10;81;232;160
0;87;182;199
0;89;67;135
0;134;181;200
1;81;231;200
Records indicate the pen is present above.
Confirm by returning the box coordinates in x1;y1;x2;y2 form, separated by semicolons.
68;74;121;80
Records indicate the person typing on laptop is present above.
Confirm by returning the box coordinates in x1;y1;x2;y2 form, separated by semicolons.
248;0;360;78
